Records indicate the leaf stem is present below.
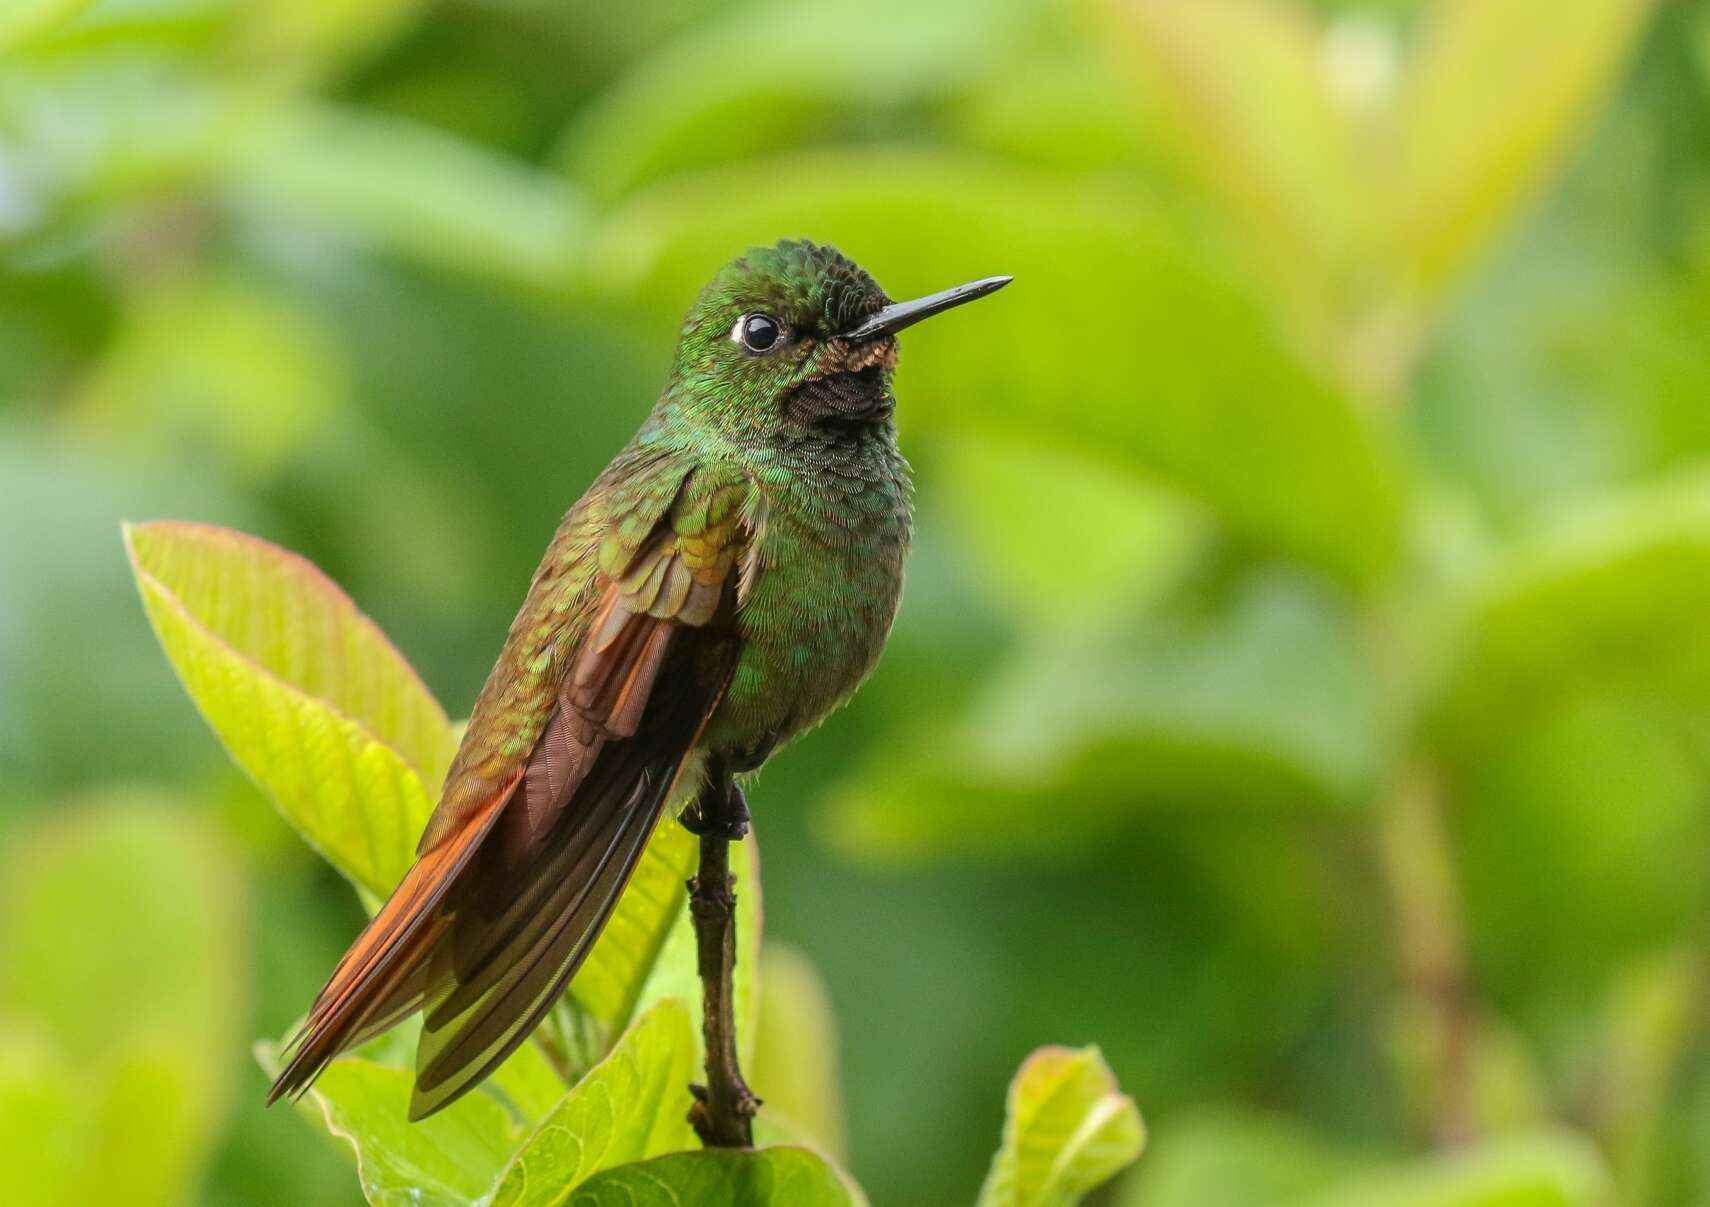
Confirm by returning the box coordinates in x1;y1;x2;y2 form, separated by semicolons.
1380;758;1476;1146
685;763;759;1147
1360;598;1478;1147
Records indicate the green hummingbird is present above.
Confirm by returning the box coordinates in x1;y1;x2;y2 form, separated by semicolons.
267;240;1010;1120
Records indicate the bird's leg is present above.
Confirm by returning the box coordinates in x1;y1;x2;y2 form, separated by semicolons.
685;758;759;1148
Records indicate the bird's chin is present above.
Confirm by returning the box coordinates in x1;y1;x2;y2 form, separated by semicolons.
818;333;898;377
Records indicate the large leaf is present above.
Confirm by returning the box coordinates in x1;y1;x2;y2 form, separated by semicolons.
1123;1120;1609;1207
488;999;698;1207
0;796;245;1207
235;0;426;72
592;151;1402;585
1427;484;1710;1002
556;0;1040;203
932;431;1205;630
1118;1110;1351;1207
235;106;587;295
1108;0;1372;328
1395;0;1655;306
1450;696;1705;1005
1431;473;1710;760
125;520;455;898
751;944;845;1160
260;1048;523;1207
824;571;1379;864
567;1147;860;1207
0;0;91;52
977;1045;1145;1207
0;1028;79;1207
1318;1133;1610;1207
75;276;344;477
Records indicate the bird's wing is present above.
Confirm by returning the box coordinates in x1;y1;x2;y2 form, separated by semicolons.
268;463;758;1118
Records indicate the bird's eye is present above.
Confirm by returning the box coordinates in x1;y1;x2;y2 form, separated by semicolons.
732;313;784;353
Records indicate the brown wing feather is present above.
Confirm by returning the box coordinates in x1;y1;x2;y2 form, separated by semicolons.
267;469;753;1117
265;774;515;1103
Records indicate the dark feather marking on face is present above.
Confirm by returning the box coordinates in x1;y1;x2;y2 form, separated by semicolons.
782;339;898;426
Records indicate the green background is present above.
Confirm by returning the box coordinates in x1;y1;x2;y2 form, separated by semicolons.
4;0;1710;1203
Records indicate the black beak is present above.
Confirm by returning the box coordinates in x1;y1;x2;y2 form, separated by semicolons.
840;275;1013;341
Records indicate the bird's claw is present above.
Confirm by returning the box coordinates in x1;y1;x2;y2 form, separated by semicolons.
681;777;750;840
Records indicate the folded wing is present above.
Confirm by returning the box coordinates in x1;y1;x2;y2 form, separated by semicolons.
268;467;756;1118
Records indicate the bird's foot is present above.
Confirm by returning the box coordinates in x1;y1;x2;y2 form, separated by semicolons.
681;776;750;841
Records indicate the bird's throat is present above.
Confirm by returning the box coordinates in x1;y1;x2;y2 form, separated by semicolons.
782;363;894;426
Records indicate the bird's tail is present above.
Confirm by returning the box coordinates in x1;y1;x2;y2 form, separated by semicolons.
266;777;515;1104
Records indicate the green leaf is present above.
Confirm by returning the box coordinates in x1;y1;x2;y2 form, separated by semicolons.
556;0;1037;203
978;1044;1145;1207
75;276;345;477
259;1046;523;1207
124;520;456;899
0;1028;79;1207
594;151;1401;584
1108;0;1372;326
570;816;699;1033
1596;949;1702;1202
632;831;763;1068
932;431;1205;630
1395;0;1655;306
0;792;243;1069
1432;472;1710;761
0;0;92;51
751;944;846;1161
234;0;425;71
1118;1110;1350;1207
567;1147;860;1207
0;797;246;1207
824;572;1379;864
488;999;698;1206
1450;696;1704;1002
236;106;587;295
1317;1133;1611;1207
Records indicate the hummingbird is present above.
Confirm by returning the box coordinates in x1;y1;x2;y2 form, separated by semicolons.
266;240;1011;1120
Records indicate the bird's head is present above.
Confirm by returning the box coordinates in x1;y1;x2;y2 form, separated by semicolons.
664;239;1009;439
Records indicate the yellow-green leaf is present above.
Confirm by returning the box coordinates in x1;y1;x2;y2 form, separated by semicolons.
124;520;456;898
1109;0;1372;325
0;798;246;1207
752;944;846;1161
259;1045;523;1207
489;999;699;1206
568;1147;859;1207
1395;0;1654;305
0;0;91;52
978;1045;1145;1207
1318;1132;1610;1207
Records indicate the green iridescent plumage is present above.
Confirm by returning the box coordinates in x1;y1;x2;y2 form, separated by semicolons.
269;239;1010;1118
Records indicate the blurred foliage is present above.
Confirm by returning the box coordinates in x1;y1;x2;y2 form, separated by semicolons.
5;0;1710;1202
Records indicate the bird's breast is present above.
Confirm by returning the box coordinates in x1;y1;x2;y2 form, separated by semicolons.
706;435;912;757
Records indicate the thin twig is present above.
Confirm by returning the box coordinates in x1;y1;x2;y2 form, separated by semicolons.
685;768;759;1148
